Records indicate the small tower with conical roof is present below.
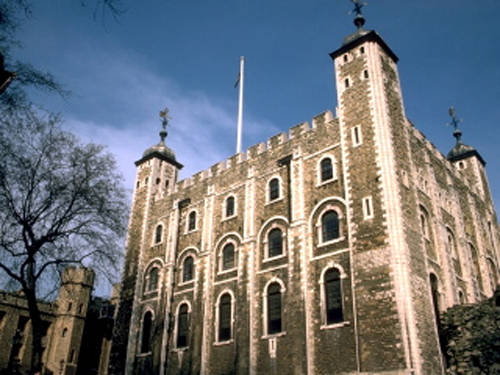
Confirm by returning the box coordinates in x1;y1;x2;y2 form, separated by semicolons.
108;109;182;375
446;107;491;201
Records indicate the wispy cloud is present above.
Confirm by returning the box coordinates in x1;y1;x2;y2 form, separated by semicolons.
61;46;280;192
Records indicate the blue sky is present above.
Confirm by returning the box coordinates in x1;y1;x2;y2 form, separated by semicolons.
15;1;500;210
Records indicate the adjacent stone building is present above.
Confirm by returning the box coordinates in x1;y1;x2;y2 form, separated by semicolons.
0;267;116;375
109;9;499;375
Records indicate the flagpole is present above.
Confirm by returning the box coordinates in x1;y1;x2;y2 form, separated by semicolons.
236;56;244;154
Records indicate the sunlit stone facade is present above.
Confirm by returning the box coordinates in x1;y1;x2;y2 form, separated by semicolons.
109;20;499;375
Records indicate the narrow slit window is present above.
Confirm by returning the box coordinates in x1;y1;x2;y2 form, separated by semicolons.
352;126;362;146
364;70;369;79
344;78;350;89
269;178;280;201
362;197;373;219
154;224;163;244
360;46;365;54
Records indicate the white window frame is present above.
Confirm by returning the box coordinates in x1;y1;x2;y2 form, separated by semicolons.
138;307;155;355
316;205;345;247
222;194;238;220
173;300;192;350
179;254;196;286
153;223;164;245
266;175;284;204
351;125;362;147
362;196;374;220
262;277;286;339
319;263;349;329
262;224;287;262
214;289;236;345
218;239;239;274
316;155;337;186
185;209;198;233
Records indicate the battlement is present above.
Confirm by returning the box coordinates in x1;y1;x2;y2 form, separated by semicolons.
61;266;95;287
174;110;335;189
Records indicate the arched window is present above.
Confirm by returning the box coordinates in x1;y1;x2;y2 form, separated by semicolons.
222;243;235;271
182;256;194;283
176;304;189;348
269;178;280;201
487;258;497;292
469;244;484;292
267;282;282;335
188;211;196;231
154;224;163;244
321;210;339;242
324;268;343;324
419;207;429;238
429;274;440;326
62;327;68;337
218;293;232;342
447;230;462;277
320;158;333;182
268;228;283;258
458;289;465;304
225;196;235;217
145;267;159;293
140;311;153;353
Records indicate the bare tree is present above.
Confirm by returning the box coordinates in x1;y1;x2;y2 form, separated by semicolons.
0;107;128;373
0;0;123;110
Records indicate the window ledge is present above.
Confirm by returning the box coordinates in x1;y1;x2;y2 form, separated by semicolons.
172;347;188;353
178;280;195;287
320;321;350;330
185;229;198;235
218;267;237;275
213;339;234;346
263;253;287;263
261;331;286;339
318;236;345;248
316;178;338;187
221;214;237;222
265;197;284;206
136;352;152;358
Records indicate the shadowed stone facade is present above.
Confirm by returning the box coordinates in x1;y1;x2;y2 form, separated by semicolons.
0;267;117;375
109;17;499;375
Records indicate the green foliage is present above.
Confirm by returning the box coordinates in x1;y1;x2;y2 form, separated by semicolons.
440;289;500;374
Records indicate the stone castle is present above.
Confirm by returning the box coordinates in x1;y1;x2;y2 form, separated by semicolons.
108;7;499;375
0;267;117;375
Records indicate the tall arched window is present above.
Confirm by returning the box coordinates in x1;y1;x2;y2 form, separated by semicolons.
487;258;497;292
222;243;235;271
324;268;343;324
188;211;196;231
176;304;189;348
429;274;440;326
469;244;484;292
182;256;194;283
269;178;280;201
218;293;232;342
140;311;153;353
322;210;339;242
268;228;283;258
145;267;159;293
225;196;235;217
154;224;163;244
267;282;282;335
320;158;333;182
447;230;462;277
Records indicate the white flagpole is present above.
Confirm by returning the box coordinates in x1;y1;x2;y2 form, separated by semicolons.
236;56;244;154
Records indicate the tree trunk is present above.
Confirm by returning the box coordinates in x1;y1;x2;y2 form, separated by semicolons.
24;286;44;374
